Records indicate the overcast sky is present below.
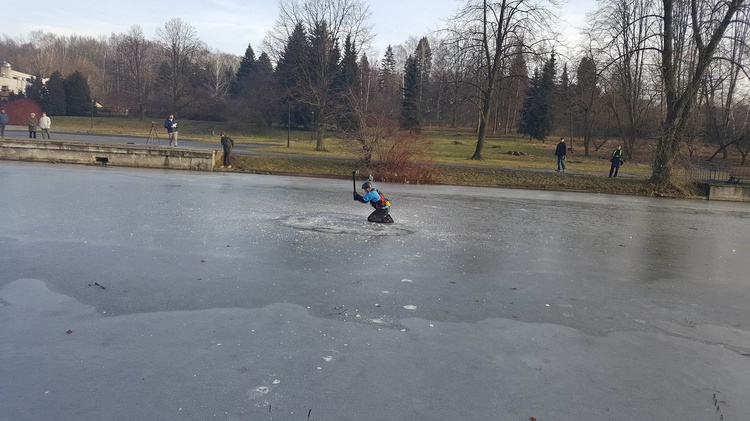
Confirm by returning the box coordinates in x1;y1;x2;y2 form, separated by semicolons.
3;0;595;59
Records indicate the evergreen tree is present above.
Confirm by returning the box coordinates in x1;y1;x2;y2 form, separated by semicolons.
359;53;373;118
306;20;341;149
64;71;93;116
538;52;557;140
334;34;361;131
230;43;257;97
378;45;396;91
275;23;310;128
25;77;46;105
414;37;432;120
377;45;399;114
44;71;67;116
519;68;544;140
558;62;573;146
258;52;273;73
519;53;557;142
401;55;421;132
255;52;279;127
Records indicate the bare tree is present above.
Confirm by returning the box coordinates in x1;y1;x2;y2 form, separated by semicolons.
590;0;660;160
28;30;61;78
263;0;373;61
116;26;157;120
447;0;558;160
155;18;205;114
200;50;239;99
652;0;748;187
703;6;750;162
264;0;373;151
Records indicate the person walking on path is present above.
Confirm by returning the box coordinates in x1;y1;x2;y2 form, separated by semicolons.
27;113;39;139
353;181;394;223
165;114;178;147
220;132;234;168
0;108;8;138
609;145;624;178
555;138;567;172
39;112;52;139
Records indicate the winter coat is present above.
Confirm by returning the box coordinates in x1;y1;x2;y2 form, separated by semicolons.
220;134;234;152
164;118;178;133
555;141;567;157
39;116;51;129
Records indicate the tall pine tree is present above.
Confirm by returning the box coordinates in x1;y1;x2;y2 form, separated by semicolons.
401;55;421;132
334;34;361;131
519;68;543;140
64;71;92;116
44;71;66;116
230;43;257;97
275;23;310;128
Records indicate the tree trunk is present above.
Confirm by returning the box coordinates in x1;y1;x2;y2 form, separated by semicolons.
315;126;326;151
471;91;492;160
650;0;745;187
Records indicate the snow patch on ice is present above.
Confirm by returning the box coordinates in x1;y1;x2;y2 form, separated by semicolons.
246;386;270;400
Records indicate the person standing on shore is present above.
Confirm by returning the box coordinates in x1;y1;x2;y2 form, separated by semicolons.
39;112;52;139
220;132;234;168
27;113;39;139
165;114;178;147
609;145;624;178
0;108;8;138
555;138;567;172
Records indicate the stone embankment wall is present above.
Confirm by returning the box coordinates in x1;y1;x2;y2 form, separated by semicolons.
709;185;750;202
0;139;216;171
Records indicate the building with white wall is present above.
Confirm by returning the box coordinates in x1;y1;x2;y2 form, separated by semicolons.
0;61;36;102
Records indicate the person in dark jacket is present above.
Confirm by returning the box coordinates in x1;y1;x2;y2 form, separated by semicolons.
27;113;39;139
0;108;9;138
220;132;234;168
609;145;624;177
353;181;394;223
555;138;567;172
164;115;178;147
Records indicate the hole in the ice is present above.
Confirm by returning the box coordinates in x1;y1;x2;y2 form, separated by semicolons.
280;213;412;236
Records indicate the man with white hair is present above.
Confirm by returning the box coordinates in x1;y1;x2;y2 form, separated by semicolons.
39;112;52;139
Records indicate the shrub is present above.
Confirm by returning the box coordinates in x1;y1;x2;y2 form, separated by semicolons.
371;131;440;184
3;99;41;125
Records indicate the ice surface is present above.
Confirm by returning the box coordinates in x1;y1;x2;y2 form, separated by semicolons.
2;162;750;420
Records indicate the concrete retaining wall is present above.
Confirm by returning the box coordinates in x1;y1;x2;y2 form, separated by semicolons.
0;139;215;171
709;185;750;202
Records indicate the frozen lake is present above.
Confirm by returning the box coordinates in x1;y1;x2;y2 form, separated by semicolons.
1;161;749;420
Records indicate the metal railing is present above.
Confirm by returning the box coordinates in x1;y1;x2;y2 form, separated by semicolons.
684;164;730;183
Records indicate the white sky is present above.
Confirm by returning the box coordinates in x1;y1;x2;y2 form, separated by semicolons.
3;0;595;59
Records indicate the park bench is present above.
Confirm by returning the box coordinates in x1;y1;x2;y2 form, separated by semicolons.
728;166;750;184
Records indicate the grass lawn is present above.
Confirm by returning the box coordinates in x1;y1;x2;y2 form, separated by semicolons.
49;117;703;197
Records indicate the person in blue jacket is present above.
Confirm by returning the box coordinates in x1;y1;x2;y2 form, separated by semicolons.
353;181;394;223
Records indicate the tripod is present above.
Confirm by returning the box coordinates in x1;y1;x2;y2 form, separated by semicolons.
146;122;160;144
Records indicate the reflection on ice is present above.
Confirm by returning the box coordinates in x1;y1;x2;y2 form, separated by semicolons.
280;213;413;236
